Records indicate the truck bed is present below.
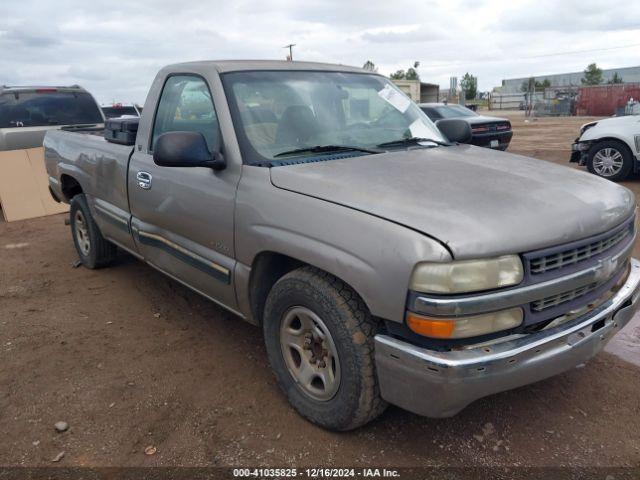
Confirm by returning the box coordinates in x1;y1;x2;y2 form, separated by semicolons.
44;128;134;216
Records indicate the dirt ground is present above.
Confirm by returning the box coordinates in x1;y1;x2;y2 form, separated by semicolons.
1;112;640;469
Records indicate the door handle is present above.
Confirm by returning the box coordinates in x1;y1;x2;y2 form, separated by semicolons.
136;171;152;190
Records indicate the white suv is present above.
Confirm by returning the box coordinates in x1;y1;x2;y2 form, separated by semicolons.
571;115;640;181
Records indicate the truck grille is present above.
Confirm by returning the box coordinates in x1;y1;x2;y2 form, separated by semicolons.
531;283;598;312
470;122;511;133
529;227;630;275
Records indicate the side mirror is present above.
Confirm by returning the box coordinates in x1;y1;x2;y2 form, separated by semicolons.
435;118;472;144
153;131;226;170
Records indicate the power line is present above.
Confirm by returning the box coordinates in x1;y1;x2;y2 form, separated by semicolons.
523;42;640;59
420;42;640;69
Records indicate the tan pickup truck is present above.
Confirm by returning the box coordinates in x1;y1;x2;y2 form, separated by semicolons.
44;60;640;430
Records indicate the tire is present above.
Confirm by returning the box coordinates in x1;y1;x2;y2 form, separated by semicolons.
263;266;386;431
69;194;117;269
586;140;633;182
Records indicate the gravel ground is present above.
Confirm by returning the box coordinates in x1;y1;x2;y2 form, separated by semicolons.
1;111;639;468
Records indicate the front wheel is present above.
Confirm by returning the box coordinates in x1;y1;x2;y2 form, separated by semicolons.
263;266;386;430
586;140;633;181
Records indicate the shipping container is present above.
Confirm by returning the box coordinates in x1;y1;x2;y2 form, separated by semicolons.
576;83;640;116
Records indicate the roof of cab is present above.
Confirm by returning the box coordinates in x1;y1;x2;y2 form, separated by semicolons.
164;59;369;74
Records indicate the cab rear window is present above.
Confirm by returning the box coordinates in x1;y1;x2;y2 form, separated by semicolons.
102;106;139;118
0;91;103;128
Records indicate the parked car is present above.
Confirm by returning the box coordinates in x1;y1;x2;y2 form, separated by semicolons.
0;85;103;151
44;60;639;431
419;102;513;150
101;103;142;119
570;115;640;181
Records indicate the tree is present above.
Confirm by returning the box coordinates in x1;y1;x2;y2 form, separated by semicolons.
389;61;420;80
581;63;603;85
460;72;478;100
536;79;551;90
406;61;420;80
521;77;551;93
608;72;623;84
405;68;419;80
521;77;536;93
362;60;377;72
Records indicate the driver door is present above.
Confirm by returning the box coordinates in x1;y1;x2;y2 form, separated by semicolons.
128;74;240;311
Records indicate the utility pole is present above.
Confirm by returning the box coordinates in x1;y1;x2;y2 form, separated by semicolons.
283;44;296;61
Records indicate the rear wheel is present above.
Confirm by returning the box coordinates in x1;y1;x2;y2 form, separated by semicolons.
587;140;633;181
70;194;117;269
263;266;386;430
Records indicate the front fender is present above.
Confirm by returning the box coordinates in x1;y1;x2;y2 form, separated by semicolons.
234;167;452;323
580;128;635;154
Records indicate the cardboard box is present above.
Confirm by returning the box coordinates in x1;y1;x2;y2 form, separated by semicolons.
0;147;68;222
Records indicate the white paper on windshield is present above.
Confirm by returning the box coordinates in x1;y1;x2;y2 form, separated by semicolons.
377;84;410;113
409;118;438;140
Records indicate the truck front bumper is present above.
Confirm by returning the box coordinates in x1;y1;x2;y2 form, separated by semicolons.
374;258;640;418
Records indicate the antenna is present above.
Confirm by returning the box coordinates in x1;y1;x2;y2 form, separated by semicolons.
283;44;296;61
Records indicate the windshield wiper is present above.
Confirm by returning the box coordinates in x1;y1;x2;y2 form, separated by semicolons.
377;137;452;148
274;144;382;158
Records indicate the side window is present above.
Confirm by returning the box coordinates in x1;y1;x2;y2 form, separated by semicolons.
151;75;219;151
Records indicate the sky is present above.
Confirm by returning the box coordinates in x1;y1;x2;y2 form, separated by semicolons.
1;0;639;105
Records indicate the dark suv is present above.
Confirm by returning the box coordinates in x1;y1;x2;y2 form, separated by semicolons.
419;103;513;150
0;85;104;151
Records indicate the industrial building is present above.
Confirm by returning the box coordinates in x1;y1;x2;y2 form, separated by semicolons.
391;79;440;103
500;65;640;93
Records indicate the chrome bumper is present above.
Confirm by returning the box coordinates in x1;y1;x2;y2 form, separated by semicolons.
374;258;640;418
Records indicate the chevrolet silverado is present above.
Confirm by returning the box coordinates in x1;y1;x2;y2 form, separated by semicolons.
44;60;640;430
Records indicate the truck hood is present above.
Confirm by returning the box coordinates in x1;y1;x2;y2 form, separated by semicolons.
270;145;635;259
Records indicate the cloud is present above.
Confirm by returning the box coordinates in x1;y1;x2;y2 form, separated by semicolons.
0;26;61;48
0;0;638;103
360;26;447;43
498;0;640;32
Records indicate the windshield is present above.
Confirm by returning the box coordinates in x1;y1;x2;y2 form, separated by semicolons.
222;71;445;164
0;91;103;128
423;104;477;120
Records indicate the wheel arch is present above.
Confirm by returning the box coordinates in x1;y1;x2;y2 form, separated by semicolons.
589;137;633;153
246;250;373;326
60;173;84;201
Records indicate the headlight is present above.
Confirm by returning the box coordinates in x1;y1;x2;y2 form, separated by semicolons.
580;122;597;135
410;255;523;294
407;308;523;339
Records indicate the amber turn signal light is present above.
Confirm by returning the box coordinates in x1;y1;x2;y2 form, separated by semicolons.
406;313;455;339
406;308;523;339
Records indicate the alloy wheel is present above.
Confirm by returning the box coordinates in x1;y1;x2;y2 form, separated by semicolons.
593;148;623;177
